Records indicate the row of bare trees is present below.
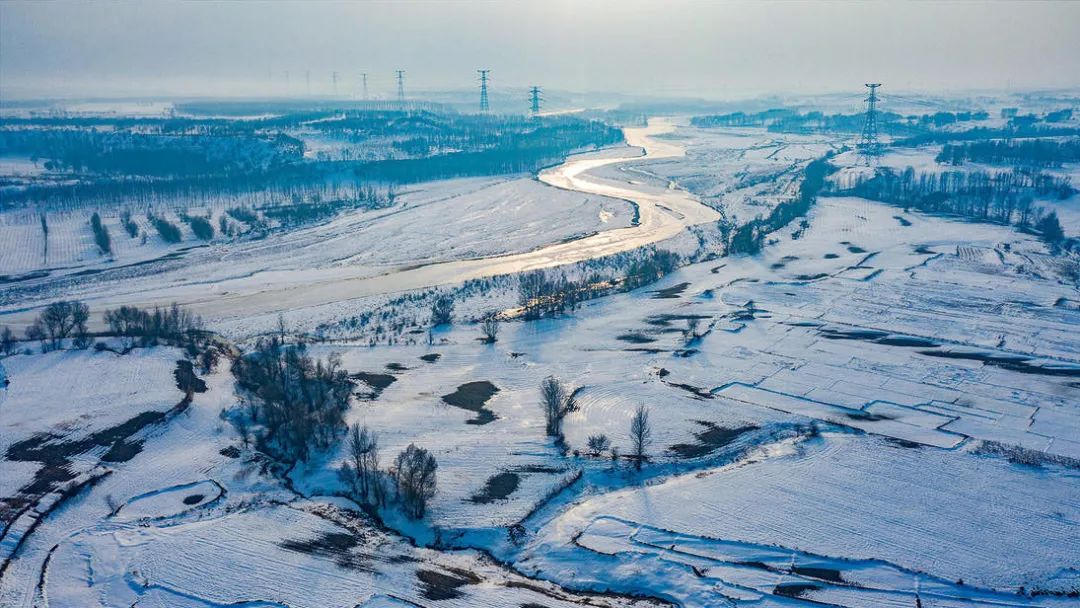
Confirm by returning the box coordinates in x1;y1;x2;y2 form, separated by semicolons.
337;424;439;519
540;376;652;470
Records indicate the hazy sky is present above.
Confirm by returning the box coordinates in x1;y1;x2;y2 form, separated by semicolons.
2;0;1078;100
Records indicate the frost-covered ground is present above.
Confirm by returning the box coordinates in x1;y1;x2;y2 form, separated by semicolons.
2;117;1078;607
0;173;631;278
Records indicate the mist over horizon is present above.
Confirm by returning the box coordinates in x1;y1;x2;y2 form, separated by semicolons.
2;0;1079;101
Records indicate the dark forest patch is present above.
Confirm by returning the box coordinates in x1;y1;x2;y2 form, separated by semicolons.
846;245;867;254
824;253;840;259
385;362;408;371
182;493;205;505
419;353;441;363
893;215;913;227
442;381;500;425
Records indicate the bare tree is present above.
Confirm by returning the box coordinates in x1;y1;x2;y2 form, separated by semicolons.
395;444;437;518
346;423;380;504
0;326;16;356
540;376;571;437
30;300;90;351
586;434;610;456
430;294;455;326
629;405;652;471
479;315;499;344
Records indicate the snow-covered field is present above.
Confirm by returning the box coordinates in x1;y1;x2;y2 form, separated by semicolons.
2;116;1078;607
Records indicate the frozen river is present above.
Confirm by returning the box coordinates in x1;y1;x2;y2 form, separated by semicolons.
2;118;720;327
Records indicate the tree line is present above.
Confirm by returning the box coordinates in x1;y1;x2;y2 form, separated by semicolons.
937;138;1080;168
831;166;1071;247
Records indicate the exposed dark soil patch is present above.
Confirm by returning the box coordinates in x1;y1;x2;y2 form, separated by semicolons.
845;411;891;421
774;583;820;598
669;422;758;458
511;464;563;474
732;301;768;321
416;568;481;601
920;349;1080;377
174;360;207;394
617;332;656;344
2;393;190;536
650;282;690;299
280;531;372;571
893;215;913;227
665;382;713;400
644;313;711;327
442;381;500;425
351;372;396;399
657;368;670;377
819;327;889;341
876;336;939;347
419;353;441;363
102;439;144;463
183;493;205;505
469;472;520;503
0;270;51;284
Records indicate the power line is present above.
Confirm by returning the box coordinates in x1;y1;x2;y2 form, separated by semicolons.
477;69;490;112
857;83;882;165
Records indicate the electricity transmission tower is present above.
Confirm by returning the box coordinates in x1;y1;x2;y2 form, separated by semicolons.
332;71;338;97
857;83;882;165
396;70;406;108
361;72;368;100
478;69;490;112
529;86;542;116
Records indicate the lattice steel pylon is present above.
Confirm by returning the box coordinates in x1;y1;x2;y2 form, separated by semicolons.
529;86;542;116
396;70;406;108
478;69;490;112
857;83;883;165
